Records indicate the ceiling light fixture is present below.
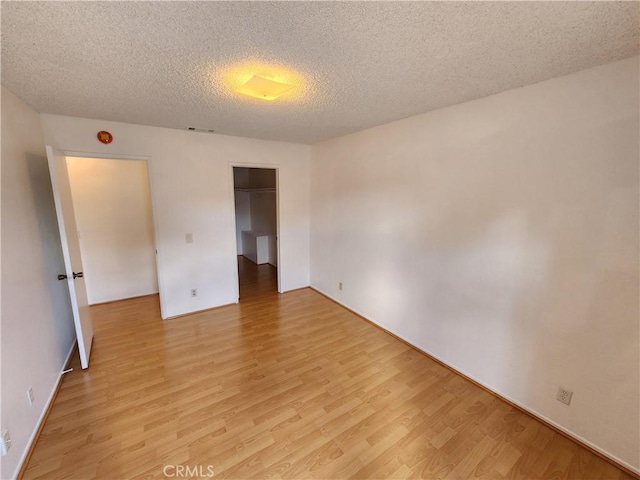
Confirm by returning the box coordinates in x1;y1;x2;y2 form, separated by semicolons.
234;75;294;101
216;61;309;102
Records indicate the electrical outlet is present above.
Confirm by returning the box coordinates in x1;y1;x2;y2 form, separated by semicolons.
27;387;34;406
185;233;193;244
191;288;198;297
556;386;573;405
1;429;11;456
338;282;343;291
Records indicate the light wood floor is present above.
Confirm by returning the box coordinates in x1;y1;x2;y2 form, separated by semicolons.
23;258;632;479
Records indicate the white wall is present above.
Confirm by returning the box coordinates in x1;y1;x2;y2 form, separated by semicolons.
247;168;276;189
250;191;277;235
234;190;251;255
1;86;76;479
66;157;158;304
233;167;250;189
39;115;311;318
246;168;277;237
249;191;277;266
310;57;640;472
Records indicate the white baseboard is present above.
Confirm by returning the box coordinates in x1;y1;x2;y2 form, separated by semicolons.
12;340;77;480
310;286;640;477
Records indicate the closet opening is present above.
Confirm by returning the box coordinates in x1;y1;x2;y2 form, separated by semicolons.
232;167;279;300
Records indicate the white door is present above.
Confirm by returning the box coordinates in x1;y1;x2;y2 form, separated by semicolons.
46;146;94;369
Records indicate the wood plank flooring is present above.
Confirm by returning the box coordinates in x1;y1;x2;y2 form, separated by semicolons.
23;258;632;479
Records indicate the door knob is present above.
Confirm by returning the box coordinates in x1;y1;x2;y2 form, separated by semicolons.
57;274;67;281
72;272;84;279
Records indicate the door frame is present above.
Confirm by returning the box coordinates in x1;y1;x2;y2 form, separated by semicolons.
228;163;281;301
60;150;166;318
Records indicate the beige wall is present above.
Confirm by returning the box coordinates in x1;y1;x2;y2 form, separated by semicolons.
67;157;158;304
310;56;640;471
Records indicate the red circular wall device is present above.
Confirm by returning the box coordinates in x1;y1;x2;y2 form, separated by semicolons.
97;131;113;144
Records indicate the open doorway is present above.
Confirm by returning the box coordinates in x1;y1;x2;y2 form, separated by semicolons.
232;167;279;300
66;157;159;305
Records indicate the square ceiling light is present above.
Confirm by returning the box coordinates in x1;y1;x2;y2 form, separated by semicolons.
235;75;294;101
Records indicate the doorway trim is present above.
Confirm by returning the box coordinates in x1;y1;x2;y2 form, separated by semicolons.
61;150;166;319
228;162;282;301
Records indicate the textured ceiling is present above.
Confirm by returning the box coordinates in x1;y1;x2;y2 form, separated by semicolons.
2;1;638;144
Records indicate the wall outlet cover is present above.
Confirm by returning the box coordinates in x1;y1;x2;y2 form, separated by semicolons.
556;386;573;405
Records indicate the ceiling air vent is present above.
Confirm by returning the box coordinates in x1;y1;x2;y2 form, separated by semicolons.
186;127;216;133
